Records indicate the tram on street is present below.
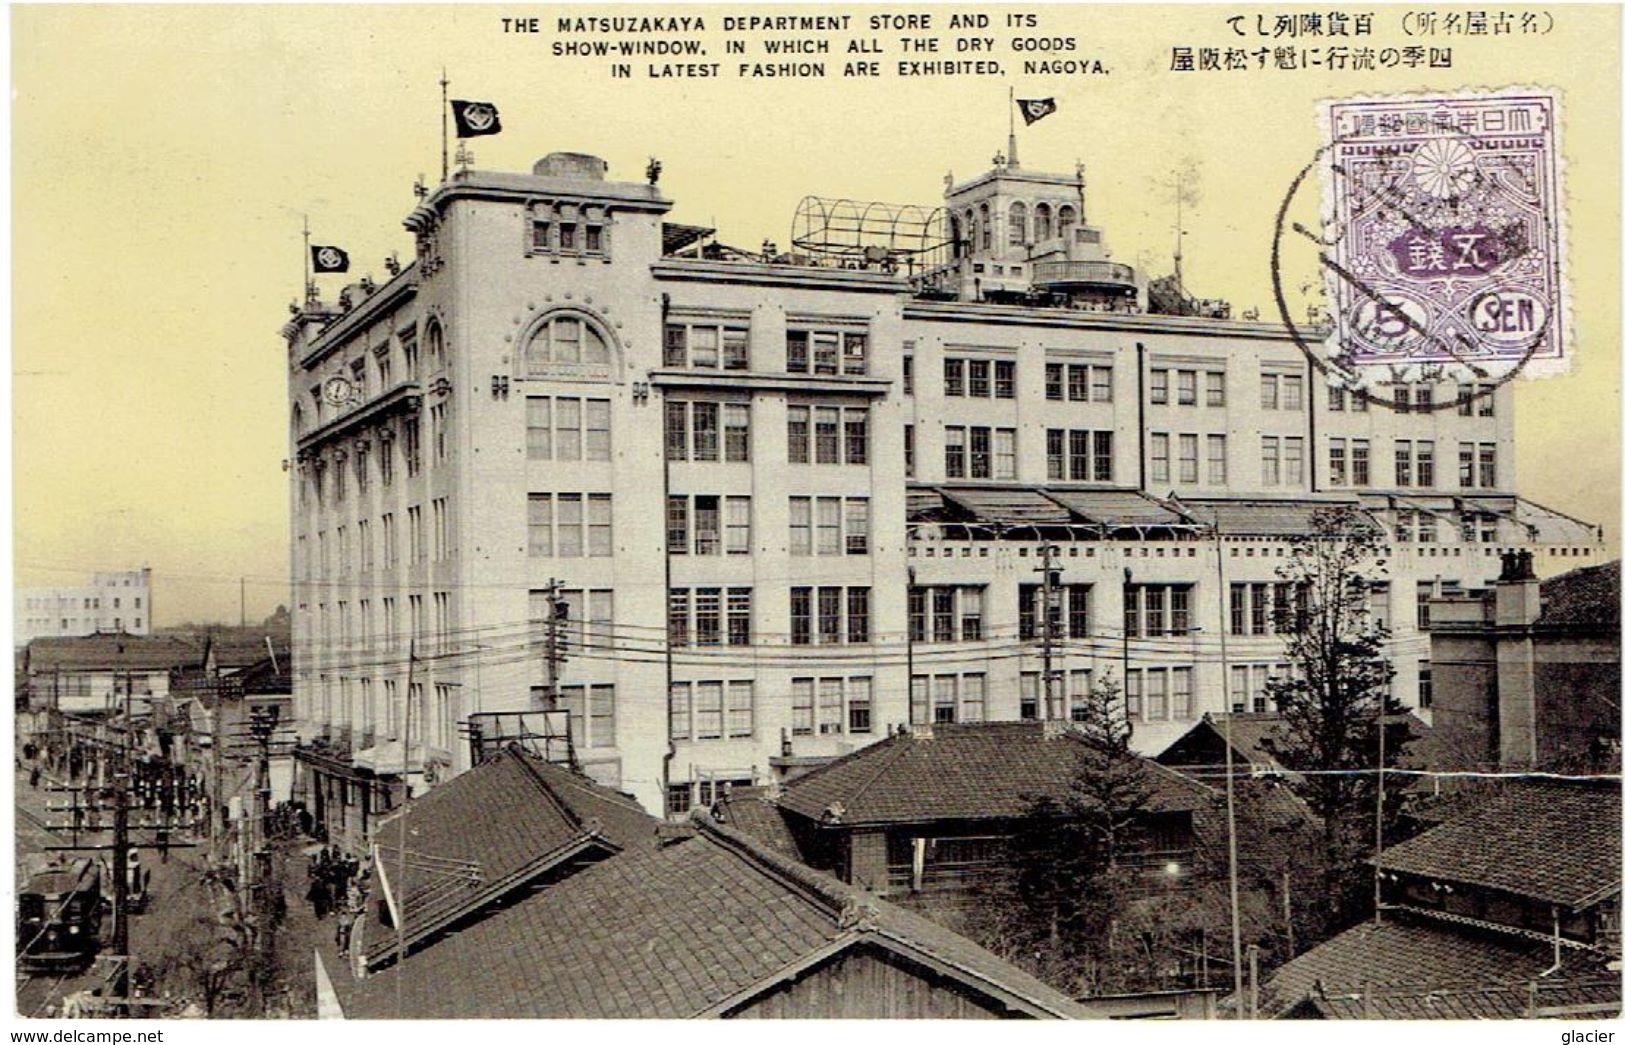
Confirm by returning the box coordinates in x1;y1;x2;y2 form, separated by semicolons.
16;858;106;973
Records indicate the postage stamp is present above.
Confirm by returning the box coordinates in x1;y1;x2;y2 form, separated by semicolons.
1316;89;1567;380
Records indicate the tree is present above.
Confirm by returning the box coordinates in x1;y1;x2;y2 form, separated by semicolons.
1260;505;1410;932
966;675;1157;995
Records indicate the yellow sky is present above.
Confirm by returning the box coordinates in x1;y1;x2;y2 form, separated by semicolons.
12;4;1620;624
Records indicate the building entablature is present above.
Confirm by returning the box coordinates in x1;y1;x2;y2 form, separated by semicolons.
415;168;672;223
901;299;1303;340
650;368;891;397
652;258;909;294
295;265;420;370
295;381;422;459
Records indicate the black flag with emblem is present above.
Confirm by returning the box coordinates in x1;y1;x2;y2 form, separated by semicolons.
450;99;502;138
310;245;350;273
1017;97;1058;125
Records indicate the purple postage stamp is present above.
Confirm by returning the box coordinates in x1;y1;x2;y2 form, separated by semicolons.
1318;89;1567;379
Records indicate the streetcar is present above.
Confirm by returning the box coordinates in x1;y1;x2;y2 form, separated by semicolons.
17;858;105;972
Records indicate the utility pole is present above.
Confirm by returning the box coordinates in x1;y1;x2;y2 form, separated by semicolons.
1121;567;1134;734
247;706;280;1011
542;578;569;712
1036;545;1061;720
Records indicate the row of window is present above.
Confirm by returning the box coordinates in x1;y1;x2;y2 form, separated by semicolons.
1326;381;1495;415
526;493;614;558
25;616;143;632
1045;430;1116;483
666;401;751;462
1325;440;1498;489
308;498;451;576
788;405;869;465
668;588;754;647
1149;433;1228;486
959;200;1078;249
1229;582;1310;636
790;586;871;646
1151;368;1227;408
667;495;753;556
23;595;144;611
945;425;1017;480
791;676;874;736
300;322;439;434
1045;363;1115;403
528;397;612;462
944;358;1017;399
1260;436;1307;486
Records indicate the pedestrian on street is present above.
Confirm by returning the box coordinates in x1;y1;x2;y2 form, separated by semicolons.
335;904;354;956
29;765;41;789
307;875;330;920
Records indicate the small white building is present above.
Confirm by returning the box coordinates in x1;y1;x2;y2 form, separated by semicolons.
15;568;153;647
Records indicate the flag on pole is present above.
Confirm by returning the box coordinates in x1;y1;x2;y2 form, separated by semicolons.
310;245;350;273
1017;97;1058;125
450;99;502;138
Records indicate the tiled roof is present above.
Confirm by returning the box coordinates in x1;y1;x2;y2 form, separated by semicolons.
1156;712;1432;774
336;817;1097;1019
24;634;200;672
1260;913;1620;1018
712;788;806;861
366;746;659;964
1538;561;1621;627
777;721;1209;826
1378;780;1622;907
939;486;1074;526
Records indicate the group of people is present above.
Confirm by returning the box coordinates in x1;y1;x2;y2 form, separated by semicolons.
305;846;369;957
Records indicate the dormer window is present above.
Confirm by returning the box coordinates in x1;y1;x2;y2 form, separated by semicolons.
529;201;609;259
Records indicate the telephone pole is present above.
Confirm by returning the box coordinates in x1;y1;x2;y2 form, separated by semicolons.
1036;545;1062;720
542;578;569;711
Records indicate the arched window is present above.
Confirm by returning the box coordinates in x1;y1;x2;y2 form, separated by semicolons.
1034;203;1053;242
979;203;992;250
292;402;305;436
1057;205;1078;240
525;313;610;375
964;209;977;252
1008;202;1027;246
949;215;963;258
425;318;446;371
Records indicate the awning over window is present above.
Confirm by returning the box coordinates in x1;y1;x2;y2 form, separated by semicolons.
937;486;1074;526
1181;498;1371;537
1044;490;1198;529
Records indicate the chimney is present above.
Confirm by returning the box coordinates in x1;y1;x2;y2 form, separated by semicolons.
1494;549;1542;627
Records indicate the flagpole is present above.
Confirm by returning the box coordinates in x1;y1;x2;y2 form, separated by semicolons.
440;69;450;183
1006;86;1018;168
301;215;311;306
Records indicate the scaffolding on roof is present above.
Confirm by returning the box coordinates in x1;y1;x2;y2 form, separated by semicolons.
791;196;952;273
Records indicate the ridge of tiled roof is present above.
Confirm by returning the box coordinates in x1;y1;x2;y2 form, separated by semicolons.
1378;779;1622;908
778;720;1207;826
1537;560;1621;627
24;633;201;672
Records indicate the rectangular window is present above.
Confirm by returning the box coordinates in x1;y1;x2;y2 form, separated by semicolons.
845;408;869;465
815;407;840;463
695;681;723;739
903;352;914;396
727;589;752;646
1145;669;1168;720
787;406;809;464
665;401;687;461
1479;444;1497;488
727;680;755;738
994;428;1016;480
586;399;611;461
967;359;990;398
1395;440;1413;487
1416;440;1435;487
696;589;722;646
587;494;613;556
904;424;915;478
527;495;552;557
1261;436;1281;485
1352;440;1371;486
816;497;841;556
1394;385;1411;414
723;403;750;462
1068;365;1088;402
1047;430;1065;481
945;426;966;478
994;360;1016;399
725;496;751;555
1415;384;1433;412
1261;373;1279;410
848;677;872;734
667;495;688;556
789;497;811;556
1150;433;1170;484
1125;670;1143;720
1207;435;1228;485
1206;371;1226;407
1069;430;1090;481
692;401;719;462
1459;443;1476;488
791;678;814;736
1150;368;1169;404
819;678;844;735
786;330;808;373
1094;432;1113;482
1091;365;1114;403
1418;660;1433;709
1045;363;1064;401
1282;374;1304;411
818;587;841;645
1329;438;1347;486
787;329;867;376
944;358;965;397
1284;437;1304;486
1177;370;1197;406
1328;386;1346;411
694;495;721;555
845;498;870;555
1178;433;1199;483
